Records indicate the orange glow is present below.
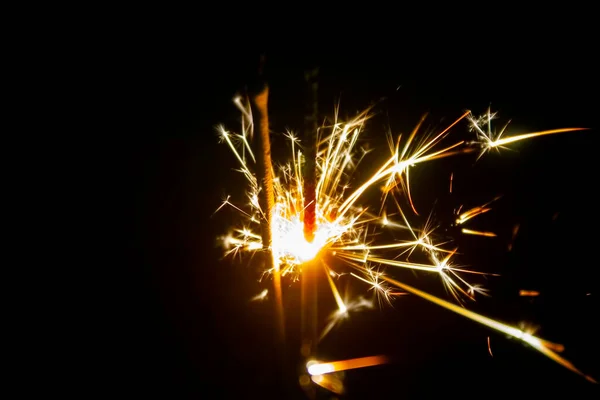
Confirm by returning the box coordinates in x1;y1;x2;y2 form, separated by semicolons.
307;355;388;375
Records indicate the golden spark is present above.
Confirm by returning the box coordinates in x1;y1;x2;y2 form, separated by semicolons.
216;97;595;385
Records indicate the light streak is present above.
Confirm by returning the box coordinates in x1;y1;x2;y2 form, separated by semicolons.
508;223;520;251
307;355;388;375
519;290;540;297
379;274;597;383
250;289;268;302
454;196;501;237
467;106;586;159
461;228;497;237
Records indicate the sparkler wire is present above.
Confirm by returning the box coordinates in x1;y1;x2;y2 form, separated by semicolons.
248;66;286;384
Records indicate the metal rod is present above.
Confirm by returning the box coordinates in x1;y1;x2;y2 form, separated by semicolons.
301;66;320;399
249;55;287;385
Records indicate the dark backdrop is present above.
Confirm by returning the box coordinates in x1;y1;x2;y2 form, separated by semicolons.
108;38;599;398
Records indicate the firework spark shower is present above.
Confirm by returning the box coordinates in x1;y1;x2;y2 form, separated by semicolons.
215;79;596;393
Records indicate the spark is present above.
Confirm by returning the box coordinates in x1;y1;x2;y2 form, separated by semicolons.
250;289;269;302
461;228;497;237
310;373;345;395
519;290;540;297
319;295;373;341
455;196;501;225
468;106;588;159
216;95;595;384
508;223;520;251
454;196;501;238
350;270;398;308
307;355;389;375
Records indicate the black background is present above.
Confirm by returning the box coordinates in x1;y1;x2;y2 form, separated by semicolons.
107;33;599;398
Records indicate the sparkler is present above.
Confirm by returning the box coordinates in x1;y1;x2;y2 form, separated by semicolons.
216;90;596;389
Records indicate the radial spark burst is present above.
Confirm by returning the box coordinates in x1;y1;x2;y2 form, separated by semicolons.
216;98;595;384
